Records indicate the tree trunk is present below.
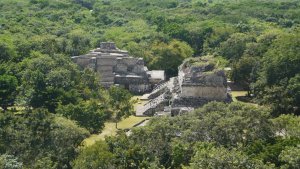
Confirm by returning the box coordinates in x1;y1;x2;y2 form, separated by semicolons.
2;105;7;112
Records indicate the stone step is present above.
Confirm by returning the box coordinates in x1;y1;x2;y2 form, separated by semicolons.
148;82;168;99
136;93;166;115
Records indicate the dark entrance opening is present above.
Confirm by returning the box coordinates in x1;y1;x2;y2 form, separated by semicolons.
125;84;129;90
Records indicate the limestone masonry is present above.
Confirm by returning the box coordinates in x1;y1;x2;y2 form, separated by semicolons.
72;43;231;116
72;42;165;94
136;56;232;116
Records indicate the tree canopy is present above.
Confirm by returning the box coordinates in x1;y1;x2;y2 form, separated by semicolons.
0;0;299;168
73;102;300;168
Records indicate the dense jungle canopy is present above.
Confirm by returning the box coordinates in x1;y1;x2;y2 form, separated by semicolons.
0;0;299;168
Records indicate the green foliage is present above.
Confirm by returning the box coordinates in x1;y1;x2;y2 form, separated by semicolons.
0;0;298;116
31;156;57;169
105;133;149;168
279;145;300;169
171;139;192;168
260;33;300;86
287;74;300;114
66;29;92;56
190;102;273;147
0;74;18;110
74;101;300;168
219;33;254;60
231;56;257;89
0;154;22;169
75;102;282;168
149;40;194;77
0;35;17;63
272;114;300;138
73;140;115;169
0;0;299;168
189;142;270;169
0;109;89;168
73;0;96;9
108;86;134;124
18;52;81;112
246;138;300;167
57;100;111;133
253;32;300;115
129;118;178;168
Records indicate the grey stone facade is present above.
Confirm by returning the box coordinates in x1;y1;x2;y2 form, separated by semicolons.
136;56;232;116
72;42;165;94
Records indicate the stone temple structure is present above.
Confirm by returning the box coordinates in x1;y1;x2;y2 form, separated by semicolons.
136;56;232;116
72;42;165;94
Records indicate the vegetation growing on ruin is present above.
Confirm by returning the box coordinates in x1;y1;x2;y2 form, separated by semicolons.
185;56;215;67
0;0;299;168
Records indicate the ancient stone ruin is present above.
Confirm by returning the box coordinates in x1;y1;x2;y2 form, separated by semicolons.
136;56;232;116
72;42;165;94
72;43;231;116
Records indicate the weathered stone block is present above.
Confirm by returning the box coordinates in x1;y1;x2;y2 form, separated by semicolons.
72;42;165;94
181;86;227;99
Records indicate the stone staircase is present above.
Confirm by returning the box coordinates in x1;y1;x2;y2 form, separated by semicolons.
153;80;168;91
148;81;169;99
136;77;177;116
136;93;168;116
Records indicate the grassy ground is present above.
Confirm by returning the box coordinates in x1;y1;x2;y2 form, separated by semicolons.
83;116;150;146
231;91;258;107
117;115;149;128
5;97;151;146
132;95;149;116
132;96;148;108
84;95;151;146
231;91;248;102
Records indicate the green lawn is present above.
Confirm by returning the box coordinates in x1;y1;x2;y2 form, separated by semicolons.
83;115;150;146
117;115;149;129
231;91;258;107
132;96;148;108
231;91;248;102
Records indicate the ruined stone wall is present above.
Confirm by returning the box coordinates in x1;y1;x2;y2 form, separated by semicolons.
189;71;227;87
95;55;117;84
181;86;227;99
114;75;148;84
143;100;169;116
73;56;92;68
72;42;164;94
114;57;146;75
129;84;151;94
115;63;127;73
178;68;185;92
96;55;117;66
172;97;215;108
177;58;228;101
100;42;116;50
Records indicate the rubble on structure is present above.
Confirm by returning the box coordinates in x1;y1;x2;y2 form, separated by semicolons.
136;56;232;116
72;42;165;94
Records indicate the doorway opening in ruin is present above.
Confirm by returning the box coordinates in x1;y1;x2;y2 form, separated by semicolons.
125;84;129;90
127;66;133;73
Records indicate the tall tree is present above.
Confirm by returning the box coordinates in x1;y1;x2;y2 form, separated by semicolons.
57;100;111;133
189;142;272;169
149;40;194;77
108;86;134;128
254;33;300;115
0;74;18;110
